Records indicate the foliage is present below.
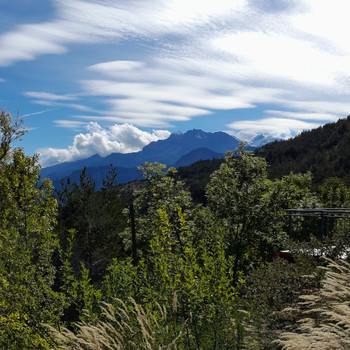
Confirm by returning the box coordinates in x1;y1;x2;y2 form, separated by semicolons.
256;116;350;186
318;177;350;208
277;258;350;349
57;229;102;325
176;158;224;203
4;111;350;350
240;254;320;349
0;108;26;164
122;162;194;258
206;146;318;281
56;166;126;282
0;148;61;348
102;163;246;348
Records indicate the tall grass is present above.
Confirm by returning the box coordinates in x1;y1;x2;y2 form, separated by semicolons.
49;297;182;349
277;259;350;349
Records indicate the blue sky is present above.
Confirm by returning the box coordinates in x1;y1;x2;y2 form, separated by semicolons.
1;0;350;167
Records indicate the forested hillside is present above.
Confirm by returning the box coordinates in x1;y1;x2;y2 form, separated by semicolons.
2;109;350;349
256;116;350;185
176;116;350;198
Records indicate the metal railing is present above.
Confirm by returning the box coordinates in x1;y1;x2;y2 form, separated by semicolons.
286;208;350;239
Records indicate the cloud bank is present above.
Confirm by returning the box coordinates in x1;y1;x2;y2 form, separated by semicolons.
39;122;170;167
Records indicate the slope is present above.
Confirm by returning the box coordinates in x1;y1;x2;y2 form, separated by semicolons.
255;116;350;185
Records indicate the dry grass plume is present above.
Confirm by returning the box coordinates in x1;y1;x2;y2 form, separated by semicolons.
277;258;350;349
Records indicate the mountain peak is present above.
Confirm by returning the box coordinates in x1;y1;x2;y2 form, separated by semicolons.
42;129;242;186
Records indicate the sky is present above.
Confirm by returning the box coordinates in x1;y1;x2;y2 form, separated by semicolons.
1;0;350;167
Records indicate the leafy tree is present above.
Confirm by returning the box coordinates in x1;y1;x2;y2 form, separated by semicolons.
0;111;61;349
122;162;194;259
0;108;26;164
104;163;246;348
207;146;319;281
206;146;277;281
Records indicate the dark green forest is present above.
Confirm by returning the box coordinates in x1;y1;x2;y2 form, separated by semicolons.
2;109;350;349
256;116;350;186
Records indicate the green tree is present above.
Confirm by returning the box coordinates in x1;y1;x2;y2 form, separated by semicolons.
0;108;26;164
122;162;193;259
207;146;319;282
318;176;350;208
0;110;61;349
206;146;276;281
56;166;126;282
104;163;245;349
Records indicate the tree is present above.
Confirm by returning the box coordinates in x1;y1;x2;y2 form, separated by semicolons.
206;146;319;282
0;108;26;164
206;146;277;281
102;162;245;349
56;166;126;282
0;111;61;349
122;162;193;258
318;177;350;208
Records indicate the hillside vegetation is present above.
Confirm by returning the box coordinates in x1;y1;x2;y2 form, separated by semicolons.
2;109;350;349
256;116;350;185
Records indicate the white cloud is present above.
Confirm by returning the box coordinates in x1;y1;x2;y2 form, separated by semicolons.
32;99;93;112
0;22;71;66
3;0;350;142
265;110;340;121
88;60;145;75
39;122;171;167
281;100;350;116
24;91;77;101
227;118;319;139
212;31;350;91
53;120;87;129
291;1;350;55
0;0;247;67
21;108;55;118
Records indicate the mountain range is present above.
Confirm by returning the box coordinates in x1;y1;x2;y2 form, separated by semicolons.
42;129;260;188
42;116;350;193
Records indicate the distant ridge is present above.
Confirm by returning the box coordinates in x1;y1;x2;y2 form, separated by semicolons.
174;147;224;168
41;129;241;188
256;116;350;185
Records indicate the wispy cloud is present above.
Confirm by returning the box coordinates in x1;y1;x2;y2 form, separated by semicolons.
53;120;87;129
228;118;319;139
39;122;170;167
3;0;350;146
24;91;77;101
0;22;70;66
265;110;340;121
0;0;247;67
23;90;94;113
32;100;94;112
21;108;56;118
